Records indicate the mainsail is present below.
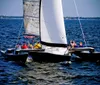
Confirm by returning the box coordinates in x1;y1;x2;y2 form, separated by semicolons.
41;0;68;55
41;0;68;47
23;0;40;36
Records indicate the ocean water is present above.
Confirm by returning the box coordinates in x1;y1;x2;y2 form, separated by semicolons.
0;19;100;85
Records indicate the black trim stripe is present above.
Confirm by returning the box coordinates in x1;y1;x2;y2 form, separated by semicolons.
41;41;68;47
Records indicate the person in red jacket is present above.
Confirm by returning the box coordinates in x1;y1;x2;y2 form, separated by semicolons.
21;43;28;49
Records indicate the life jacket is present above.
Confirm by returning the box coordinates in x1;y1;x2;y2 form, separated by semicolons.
34;43;41;49
21;44;28;49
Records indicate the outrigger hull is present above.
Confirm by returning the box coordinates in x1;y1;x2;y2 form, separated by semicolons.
69;47;100;61
29;51;71;63
73;51;100;61
0;50;28;63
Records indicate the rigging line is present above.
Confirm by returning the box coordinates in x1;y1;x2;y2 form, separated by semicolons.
15;20;24;47
73;0;87;46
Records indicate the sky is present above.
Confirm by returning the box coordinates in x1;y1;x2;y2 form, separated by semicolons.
0;0;100;17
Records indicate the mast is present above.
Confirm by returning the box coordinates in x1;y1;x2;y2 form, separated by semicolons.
39;0;42;42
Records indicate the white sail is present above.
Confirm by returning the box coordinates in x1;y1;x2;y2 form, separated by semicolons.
41;0;68;55
23;0;40;36
41;0;67;44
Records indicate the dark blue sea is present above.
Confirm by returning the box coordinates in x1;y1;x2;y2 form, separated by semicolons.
0;18;100;85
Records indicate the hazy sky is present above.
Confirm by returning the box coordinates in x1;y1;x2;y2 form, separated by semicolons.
0;0;100;17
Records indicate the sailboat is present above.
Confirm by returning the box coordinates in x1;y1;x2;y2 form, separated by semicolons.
0;0;71;63
23;0;71;62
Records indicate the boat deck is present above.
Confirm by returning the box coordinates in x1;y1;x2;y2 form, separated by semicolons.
17;48;45;52
69;47;94;52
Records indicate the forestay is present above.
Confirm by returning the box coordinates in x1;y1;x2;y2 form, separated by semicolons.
23;0;40;36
